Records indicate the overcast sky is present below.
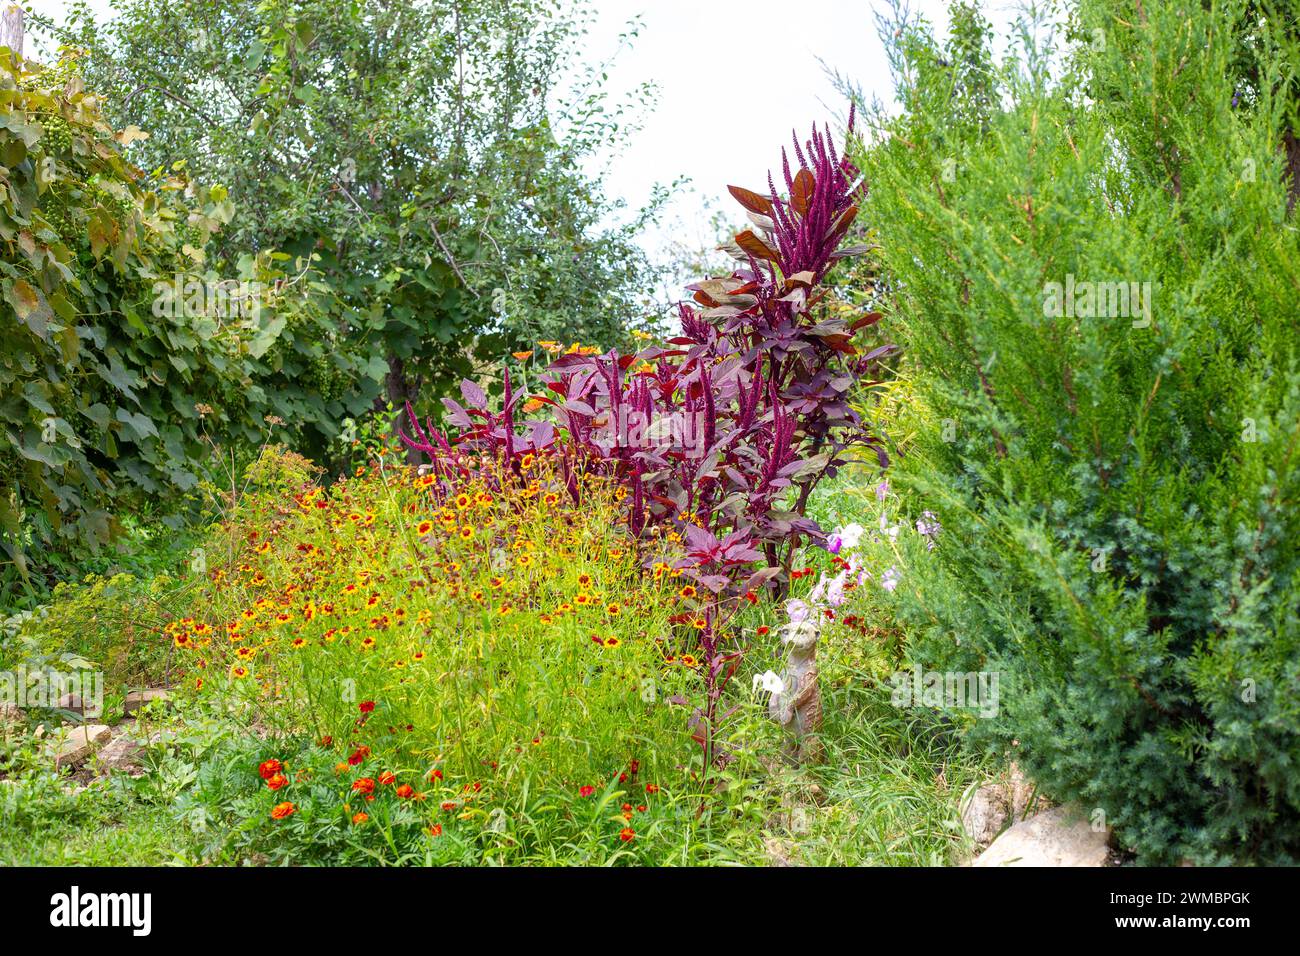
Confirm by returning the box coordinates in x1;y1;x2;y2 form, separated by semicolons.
26;0;1021;260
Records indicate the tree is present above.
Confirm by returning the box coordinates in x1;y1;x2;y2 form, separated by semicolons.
51;0;662;459
856;0;1300;863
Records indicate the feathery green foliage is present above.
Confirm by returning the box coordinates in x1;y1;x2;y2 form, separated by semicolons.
857;0;1300;863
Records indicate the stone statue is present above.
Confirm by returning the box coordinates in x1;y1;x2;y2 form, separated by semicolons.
769;617;823;764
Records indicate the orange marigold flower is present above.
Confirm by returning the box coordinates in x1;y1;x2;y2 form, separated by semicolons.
266;773;289;791
395;784;416;799
352;777;376;796
619;827;635;842
259;759;283;780
428;823;443;837
270;801;296;820
352;812;369;825
645;783;660;794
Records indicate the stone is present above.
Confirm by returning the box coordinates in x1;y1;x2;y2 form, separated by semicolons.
972;805;1111;867
763;836;794;867
123;687;172;718
960;782;1011;846
53;724;112;770
1006;761;1044;820
95;735;145;774
55;692;86;714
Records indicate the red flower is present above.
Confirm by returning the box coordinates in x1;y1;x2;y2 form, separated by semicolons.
265;773;289;791
427;768;443;782
347;746;371;766
578;785;595;798
270;801;295;820
358;700;376;714
352;777;376;796
258;759;283;780
645;783;660;794
619;827;635;842
440;801;457;811
378;770;397;786
757;626;770;636
428;824;443;837
395;784;416;799
318;735;333;747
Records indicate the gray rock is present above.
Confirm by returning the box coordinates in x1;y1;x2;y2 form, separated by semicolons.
960;782;1011;846
55;692;86;714
95;734;146;774
123;687;172;718
1006;762;1043;820
972;805;1111;867
53;724;112;770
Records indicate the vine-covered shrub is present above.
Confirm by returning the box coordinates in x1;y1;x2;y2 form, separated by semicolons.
859;0;1300;863
0;50;315;597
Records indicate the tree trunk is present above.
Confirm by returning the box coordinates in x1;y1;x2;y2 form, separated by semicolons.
1283;127;1300;214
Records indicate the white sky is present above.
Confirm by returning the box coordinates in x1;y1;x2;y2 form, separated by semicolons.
25;0;1022;261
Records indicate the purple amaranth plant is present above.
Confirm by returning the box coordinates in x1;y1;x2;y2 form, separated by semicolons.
398;111;895;764
423;108;894;576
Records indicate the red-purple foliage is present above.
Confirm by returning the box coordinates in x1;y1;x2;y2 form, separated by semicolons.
402;110;892;595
